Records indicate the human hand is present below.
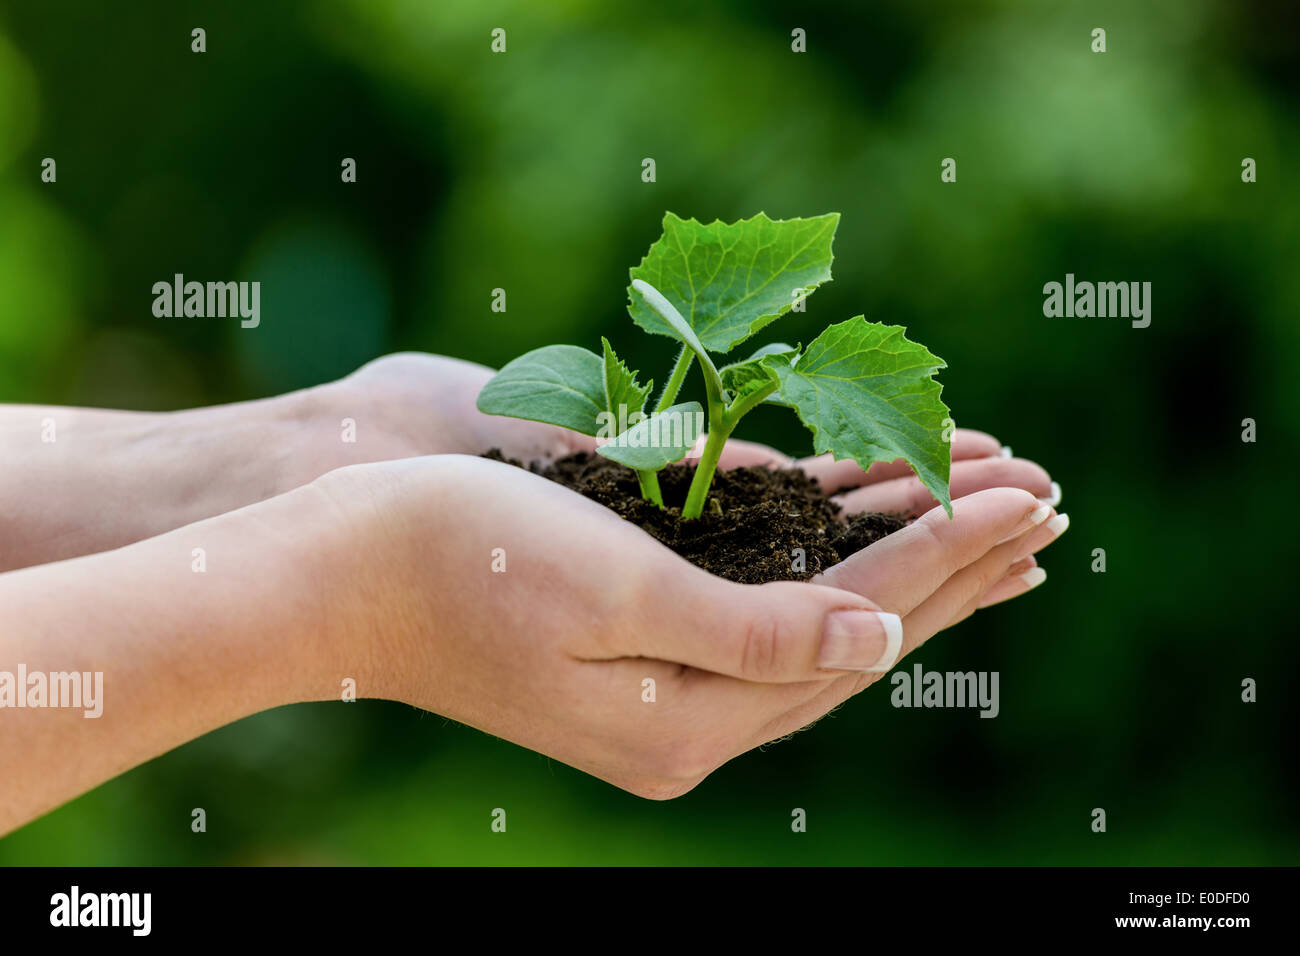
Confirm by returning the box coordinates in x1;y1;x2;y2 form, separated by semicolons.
310;453;1068;799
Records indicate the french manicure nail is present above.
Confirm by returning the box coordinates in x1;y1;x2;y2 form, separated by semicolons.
995;504;1053;545
1019;566;1047;590
1044;512;1070;539
1000;445;1013;458
1046;481;1062;507
819;610;903;672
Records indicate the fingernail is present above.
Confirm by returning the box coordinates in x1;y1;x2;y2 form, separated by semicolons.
978;560;1040;607
819;610;903;672
1012;512;1069;560
1045;481;1062;507
1019;566;1047;590
995;504;1052;546
1000;445;1013;458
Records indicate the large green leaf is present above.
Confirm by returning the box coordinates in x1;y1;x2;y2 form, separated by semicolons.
595;402;704;470
600;336;652;426
476;344;605;436
628;211;839;354
767;319;953;515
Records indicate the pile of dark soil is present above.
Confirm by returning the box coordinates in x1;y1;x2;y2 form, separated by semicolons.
484;449;906;583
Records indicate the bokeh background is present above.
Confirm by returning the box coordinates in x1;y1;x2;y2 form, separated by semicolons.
1;0;1296;864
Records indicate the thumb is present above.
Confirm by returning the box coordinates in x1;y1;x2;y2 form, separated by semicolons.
650;578;903;684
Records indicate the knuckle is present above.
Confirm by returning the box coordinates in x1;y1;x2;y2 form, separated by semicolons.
738;612;784;681
912;517;955;578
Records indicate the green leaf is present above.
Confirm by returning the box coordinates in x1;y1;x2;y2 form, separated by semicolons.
720;342;797;404
600;337;652;428
628;211;839;354
767;318;953;515
476;344;606;436
629;279;728;412
595;401;704;470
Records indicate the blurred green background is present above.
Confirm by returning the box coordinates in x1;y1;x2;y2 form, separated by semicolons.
1;0;1296;864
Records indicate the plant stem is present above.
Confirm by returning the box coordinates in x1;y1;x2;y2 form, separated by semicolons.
726;381;780;423
681;381;780;520
681;414;732;519
630;279;739;518
636;469;664;507
654;347;693;413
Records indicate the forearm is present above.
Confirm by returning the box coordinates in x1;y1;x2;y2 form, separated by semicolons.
0;392;317;569
0;481;352;835
0;379;429;571
0;352;582;573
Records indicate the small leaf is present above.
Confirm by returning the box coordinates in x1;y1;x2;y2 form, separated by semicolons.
720;342;797;403
630;279;712;369
476;344;606;436
629;278;729;407
600;337;652;428
767;319;953;515
595;402;704;470
628;211;839;354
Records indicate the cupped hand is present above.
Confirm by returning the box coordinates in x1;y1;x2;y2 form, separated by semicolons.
310;452;1067;800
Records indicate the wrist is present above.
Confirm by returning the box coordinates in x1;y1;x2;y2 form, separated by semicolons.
293;455;467;708
161;475;394;712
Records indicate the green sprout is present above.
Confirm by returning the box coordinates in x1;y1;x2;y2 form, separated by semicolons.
477;212;953;520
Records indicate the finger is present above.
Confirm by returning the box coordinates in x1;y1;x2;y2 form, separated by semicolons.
711;437;795;470
977;557;1046;608
753;544;1051;743
817;488;1051;618
1040;481;1063;508
606;571;905;683
747;543;1055;749
653;665;854;788
835;456;1054;518
804;517;1055;700
1008;512;1069;562
890;533;1053;656
749;670;862;748
564;656;830;797
798;429;1003;493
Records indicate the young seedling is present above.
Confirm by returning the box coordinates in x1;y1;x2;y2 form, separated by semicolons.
477;212;953;520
